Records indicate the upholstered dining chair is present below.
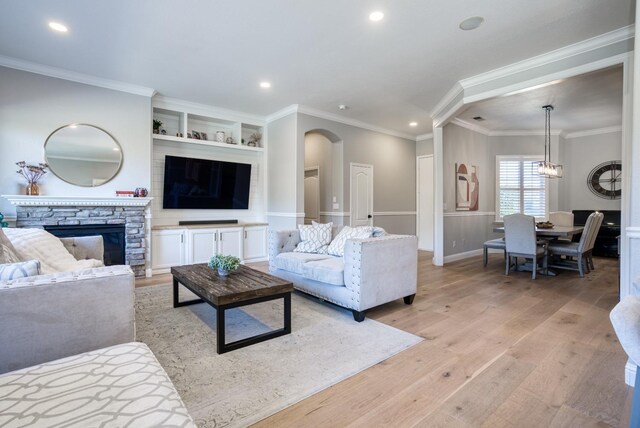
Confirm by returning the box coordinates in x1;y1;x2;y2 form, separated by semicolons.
585;211;604;271
547;212;601;277
483;238;506;266
504;214;548;279
549;211;574;227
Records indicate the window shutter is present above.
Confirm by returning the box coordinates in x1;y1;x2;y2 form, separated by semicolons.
497;157;547;220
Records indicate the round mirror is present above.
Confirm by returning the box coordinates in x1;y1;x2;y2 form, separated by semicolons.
44;124;123;187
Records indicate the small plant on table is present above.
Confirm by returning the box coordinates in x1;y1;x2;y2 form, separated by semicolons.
208;254;240;276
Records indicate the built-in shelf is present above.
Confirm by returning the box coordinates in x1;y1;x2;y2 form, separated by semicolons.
152;134;264;152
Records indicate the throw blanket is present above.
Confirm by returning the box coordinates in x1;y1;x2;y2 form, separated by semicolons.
3;228;103;274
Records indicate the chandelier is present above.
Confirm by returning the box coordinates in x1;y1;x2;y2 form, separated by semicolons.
537;105;563;178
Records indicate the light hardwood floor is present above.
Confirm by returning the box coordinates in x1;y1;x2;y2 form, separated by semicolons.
137;252;632;427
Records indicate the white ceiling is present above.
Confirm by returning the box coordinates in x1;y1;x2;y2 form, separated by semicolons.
456;65;624;134
0;0;634;136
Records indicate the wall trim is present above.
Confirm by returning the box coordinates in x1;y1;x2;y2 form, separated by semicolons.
0;54;156;97
320;212;350;217
627;227;640;238
373;211;417;216
2;195;153;207
265;104;300;123
444;248;484;264
444;211;496;217
153;95;265;125
431;82;464;123
266;212;305;218
459;25;634;89
563;125;623;139
416;133;434;141
450;118;491;136
450;118;567;137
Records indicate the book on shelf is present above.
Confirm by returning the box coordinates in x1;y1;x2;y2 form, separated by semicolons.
115;191;135;197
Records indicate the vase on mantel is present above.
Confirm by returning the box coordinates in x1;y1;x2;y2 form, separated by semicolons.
26;182;39;196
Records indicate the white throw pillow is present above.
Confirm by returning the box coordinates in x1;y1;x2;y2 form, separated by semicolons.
0;229;21;264
294;222;333;254
0;259;41;281
327;226;374;257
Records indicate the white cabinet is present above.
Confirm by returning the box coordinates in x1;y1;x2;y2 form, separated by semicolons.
151;229;186;270
218;227;243;258
244;226;268;261
187;227;243;264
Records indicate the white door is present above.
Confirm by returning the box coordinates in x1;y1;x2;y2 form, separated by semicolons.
218;227;243;259
189;229;217;264
151;229;185;270
304;167;320;224
244;226;268;260
417;156;434;251
350;163;373;227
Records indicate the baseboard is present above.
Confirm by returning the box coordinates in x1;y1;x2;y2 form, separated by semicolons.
145;268;153;278
626;359;636;386
243;257;269;264
152;267;171;276
444;248;483;263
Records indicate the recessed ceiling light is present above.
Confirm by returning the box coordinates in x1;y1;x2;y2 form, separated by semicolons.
69;124;77;128
459;16;484;31
259;81;271;89
48;21;68;33
369;11;384;22
113;147;120;151
409;122;418;127
338;104;349;110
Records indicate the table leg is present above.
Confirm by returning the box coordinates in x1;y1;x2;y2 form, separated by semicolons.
173;277;179;308
284;292;291;334
217;305;226;355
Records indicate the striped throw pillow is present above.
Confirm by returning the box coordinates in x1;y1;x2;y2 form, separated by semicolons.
0;260;41;281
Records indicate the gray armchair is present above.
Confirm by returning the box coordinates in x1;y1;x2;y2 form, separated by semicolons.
504;214;547;279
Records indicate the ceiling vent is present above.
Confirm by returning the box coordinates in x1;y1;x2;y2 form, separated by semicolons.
473;116;485;121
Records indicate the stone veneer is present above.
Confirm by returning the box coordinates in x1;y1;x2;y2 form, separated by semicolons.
16;206;147;277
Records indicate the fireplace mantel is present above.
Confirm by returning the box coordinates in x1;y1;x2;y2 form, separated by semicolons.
1;195;153;207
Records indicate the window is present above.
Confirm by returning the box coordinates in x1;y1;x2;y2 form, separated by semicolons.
496;156;548;221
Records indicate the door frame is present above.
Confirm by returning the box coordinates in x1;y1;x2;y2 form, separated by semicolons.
349;162;374;227
416;155;434;251
304;165;320;224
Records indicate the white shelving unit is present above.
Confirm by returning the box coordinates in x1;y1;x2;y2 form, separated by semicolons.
152;134;264;152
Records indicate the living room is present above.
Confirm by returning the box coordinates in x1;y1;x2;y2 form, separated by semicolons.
1;1;640;427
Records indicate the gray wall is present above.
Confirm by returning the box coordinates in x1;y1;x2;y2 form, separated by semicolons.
559;131;622;211
416;137;434;156
296;113;417;234
304;132;334;214
0;66;151;217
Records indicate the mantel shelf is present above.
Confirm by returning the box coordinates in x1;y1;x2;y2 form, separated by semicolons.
153;134;264;152
1;195;154;207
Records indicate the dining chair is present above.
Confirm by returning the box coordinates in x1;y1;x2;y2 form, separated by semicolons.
547;212;599;277
548;211;574;227
585;211;604;270
483;238;506;266
504;214;547;279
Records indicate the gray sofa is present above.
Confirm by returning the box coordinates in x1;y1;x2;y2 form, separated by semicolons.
0;236;135;374
269;228;418;321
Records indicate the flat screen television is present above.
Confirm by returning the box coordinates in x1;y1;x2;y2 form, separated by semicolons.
162;155;251;209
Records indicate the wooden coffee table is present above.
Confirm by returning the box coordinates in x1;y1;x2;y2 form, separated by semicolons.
171;264;293;354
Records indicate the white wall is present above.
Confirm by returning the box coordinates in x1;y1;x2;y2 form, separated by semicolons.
416;137;434;156
560;131;622;211
0;66;151;217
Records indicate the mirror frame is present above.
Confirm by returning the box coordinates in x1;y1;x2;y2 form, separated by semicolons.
44;123;124;187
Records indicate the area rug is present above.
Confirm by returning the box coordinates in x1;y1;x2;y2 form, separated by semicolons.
135;284;422;427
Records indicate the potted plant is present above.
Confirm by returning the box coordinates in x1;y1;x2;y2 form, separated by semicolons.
208;254;240;277
16;161;48;195
153;119;162;134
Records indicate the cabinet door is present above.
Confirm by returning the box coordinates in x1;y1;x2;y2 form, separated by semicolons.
188;229;217;264
244;226;267;260
151;230;185;269
217;228;243;259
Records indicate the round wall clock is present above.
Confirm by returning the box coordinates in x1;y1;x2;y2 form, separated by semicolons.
587;160;622;199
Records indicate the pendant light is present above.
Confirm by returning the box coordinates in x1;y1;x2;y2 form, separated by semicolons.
537;105;563;178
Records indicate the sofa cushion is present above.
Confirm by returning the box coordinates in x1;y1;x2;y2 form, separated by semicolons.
0;342;196;427
327;226;374;257
294;222;333;254
302;257;345;286
0;229;20;264
273;252;334;275
0;260;40;281
3;228;103;274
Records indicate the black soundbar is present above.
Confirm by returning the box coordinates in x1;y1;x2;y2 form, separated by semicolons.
179;220;239;225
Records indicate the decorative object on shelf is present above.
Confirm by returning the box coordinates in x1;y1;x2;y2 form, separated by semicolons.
249;132;262;147
247;141;256;147
201;132;208;140
16;161;48;196
537;105;563;178
455;163;479;211
153;119;162;134
208;254;240;277
0;213;8;228
241;138;245;145
215;131;226;143
587;160;622;199
115;190;135;197
226;137;235;145
192;131;201;140
187;133;193;139
176;132;183;138
134;187;149;197
161;129;167;135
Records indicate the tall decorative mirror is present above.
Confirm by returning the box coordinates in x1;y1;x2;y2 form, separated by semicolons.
44;124;123;187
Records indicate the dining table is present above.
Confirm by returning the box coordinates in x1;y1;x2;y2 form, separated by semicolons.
492;224;584;276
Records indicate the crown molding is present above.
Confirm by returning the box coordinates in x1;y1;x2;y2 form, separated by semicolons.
430;82;463;122
450;118;492;136
416;133;433;141
265;104;300;123
153;95;265;126
459;25;634;90
563;125;622;139
490;129;562;137
0;54;156;97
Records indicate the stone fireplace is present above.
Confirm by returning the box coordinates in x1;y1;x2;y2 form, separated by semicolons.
3;196;152;277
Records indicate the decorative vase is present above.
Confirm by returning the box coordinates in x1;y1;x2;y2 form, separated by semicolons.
153;129;159;134
215;131;225;143
26;182;39;196
217;268;229;277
